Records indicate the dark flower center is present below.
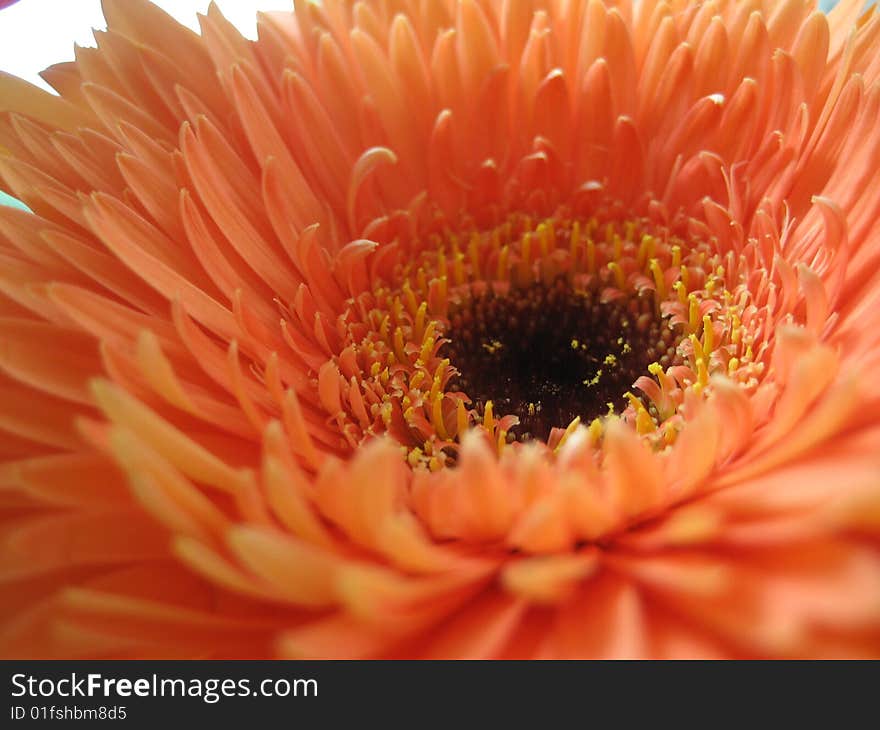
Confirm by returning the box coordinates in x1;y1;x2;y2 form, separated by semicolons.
443;278;680;442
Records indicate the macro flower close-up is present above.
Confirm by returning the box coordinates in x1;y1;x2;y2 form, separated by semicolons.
1;0;880;659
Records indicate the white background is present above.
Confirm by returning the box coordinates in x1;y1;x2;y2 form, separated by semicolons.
0;0;293;92
0;0;859;93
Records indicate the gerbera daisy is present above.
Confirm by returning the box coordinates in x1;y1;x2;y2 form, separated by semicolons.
1;0;879;659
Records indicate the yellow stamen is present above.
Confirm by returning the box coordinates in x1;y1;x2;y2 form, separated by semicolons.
554;416;581;452
453;251;465;285
432;395;449;440
731;314;742;344
407;447;423;468
702;314;714;353
432;358;449;384
429;359;448;400
674;280;687;305
402;280;418;316
496;428;508;455
483;400;495;434
649;258;666;301
638;234;655;269
414;300;428;341
607;261;626;290
689;333;705;363
437;275;448;308
393;326;406;361
497;244;509;280
586;236;596;273
537;222;551;258
409;370;426;391
419;321;437;362
697;357;709;387
380;401;393;425
636;406;655;434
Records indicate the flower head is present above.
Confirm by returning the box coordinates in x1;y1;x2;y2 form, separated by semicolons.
1;0;880;658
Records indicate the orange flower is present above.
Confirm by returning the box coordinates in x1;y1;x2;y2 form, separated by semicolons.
2;0;880;659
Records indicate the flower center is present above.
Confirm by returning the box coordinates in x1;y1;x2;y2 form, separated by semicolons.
320;204;765;468
444;280;678;442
